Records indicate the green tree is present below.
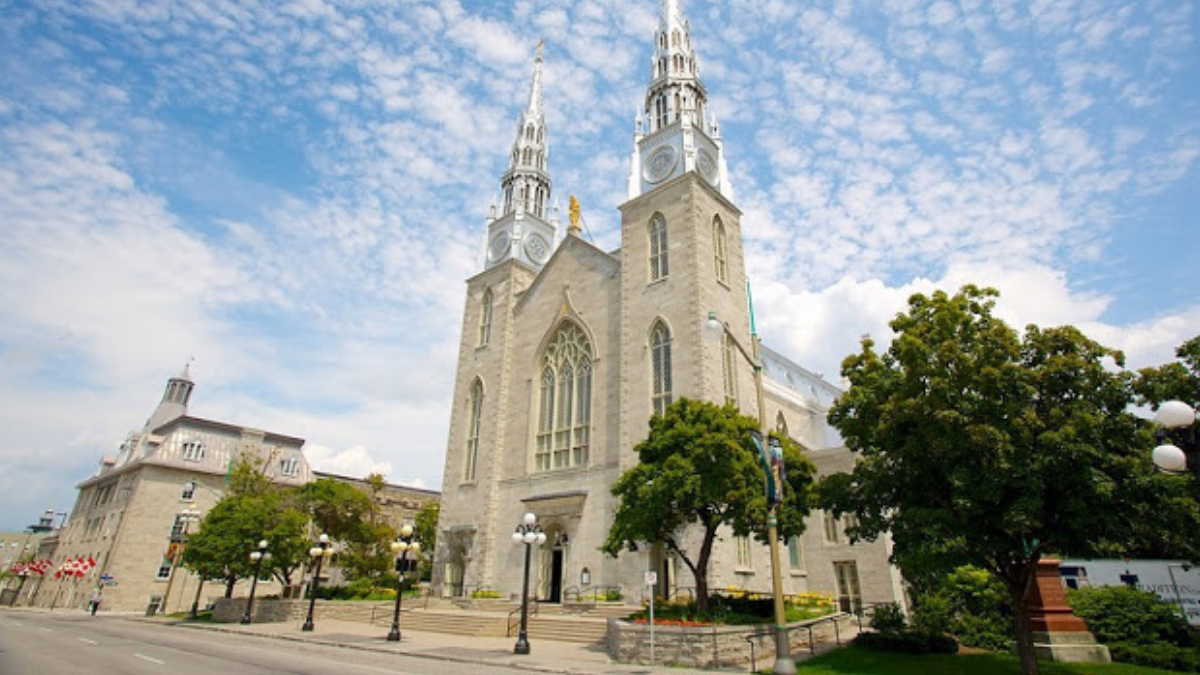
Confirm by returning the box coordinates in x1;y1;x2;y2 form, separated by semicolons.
602;397;816;613
1135;335;1200;407
182;456;309;596
413;500;440;580
820;286;1200;675
298;478;375;546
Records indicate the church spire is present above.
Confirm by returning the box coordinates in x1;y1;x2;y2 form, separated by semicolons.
483;42;558;271
499;42;551;221
628;0;731;200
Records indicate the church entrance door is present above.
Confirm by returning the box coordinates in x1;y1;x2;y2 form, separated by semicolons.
549;549;564;603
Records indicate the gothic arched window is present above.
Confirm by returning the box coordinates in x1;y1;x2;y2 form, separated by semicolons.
722;332;738;404
776;411;789;438
478;289;493;347
651;321;673;416
649;214;668;282
535;324;592;472
713;216;728;284
465;379;484;482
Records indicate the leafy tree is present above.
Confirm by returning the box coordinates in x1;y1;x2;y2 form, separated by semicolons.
413;500;440;580
182;456;308;595
298;478;375;546
820;286;1200;675
602;397;816;613
1135;335;1200;408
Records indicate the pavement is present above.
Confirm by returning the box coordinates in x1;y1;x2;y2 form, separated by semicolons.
143;612;738;675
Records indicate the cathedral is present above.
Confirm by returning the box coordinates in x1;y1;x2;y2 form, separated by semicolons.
432;0;905;612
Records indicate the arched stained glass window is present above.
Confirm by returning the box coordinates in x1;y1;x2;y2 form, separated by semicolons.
722;333;738;404
776;411;788;438
465;379;483;482
651;321;673;416
535;324;592;471
649;214;668;281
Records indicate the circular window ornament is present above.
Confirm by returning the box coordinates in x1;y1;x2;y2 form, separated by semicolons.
643;145;678;184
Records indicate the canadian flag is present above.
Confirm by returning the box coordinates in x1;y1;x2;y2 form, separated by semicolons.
75;557;96;578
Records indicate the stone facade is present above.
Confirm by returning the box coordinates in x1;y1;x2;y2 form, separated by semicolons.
433;0;906;614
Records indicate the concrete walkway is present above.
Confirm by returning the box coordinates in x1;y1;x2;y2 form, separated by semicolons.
156;613;738;674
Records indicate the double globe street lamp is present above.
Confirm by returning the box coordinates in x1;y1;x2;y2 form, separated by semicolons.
302;533;333;632
511;512;546;655
386;525;421;642
1152;400;1198;481
240;540;270;625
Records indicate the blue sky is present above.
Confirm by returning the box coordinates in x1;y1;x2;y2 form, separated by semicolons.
0;0;1197;531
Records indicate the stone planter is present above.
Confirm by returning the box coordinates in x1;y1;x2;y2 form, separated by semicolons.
211;597;300;624
606;613;852;670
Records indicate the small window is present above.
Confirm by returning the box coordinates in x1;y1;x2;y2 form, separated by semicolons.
776;412;789;438
822;511;840;544
465;379;483;482
650;321;673;416
280;457;300;477
843;513;859;535
788;536;804;570
834;561;863;613
155;558;173;580
478;289;493;347
736;536;752;569
721;333;738;404
713;217;728;284
649;215;668;281
181;481;196;501
181;440;205;462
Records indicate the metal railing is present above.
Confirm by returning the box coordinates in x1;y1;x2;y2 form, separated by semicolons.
562;585;624;605
506;597;540;637
743;611;857;672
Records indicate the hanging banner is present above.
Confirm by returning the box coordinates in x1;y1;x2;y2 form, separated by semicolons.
750;431;779;505
768;435;786;506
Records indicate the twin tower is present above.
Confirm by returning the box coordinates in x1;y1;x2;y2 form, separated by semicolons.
434;0;760;602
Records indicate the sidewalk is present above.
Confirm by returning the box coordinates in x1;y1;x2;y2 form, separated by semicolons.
159;615;735;674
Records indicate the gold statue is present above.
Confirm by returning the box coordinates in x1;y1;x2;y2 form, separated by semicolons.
569;195;581;230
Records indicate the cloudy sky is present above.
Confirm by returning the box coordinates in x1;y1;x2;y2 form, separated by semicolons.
1;0;1196;531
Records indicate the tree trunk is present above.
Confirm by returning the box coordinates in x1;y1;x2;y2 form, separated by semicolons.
1006;571;1040;675
224;574;235;599
693;523;717;614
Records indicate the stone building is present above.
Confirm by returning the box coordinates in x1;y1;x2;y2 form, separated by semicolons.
32;368;440;614
432;0;905;612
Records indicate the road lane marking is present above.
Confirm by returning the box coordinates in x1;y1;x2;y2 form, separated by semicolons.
78;638;98;645
134;653;165;665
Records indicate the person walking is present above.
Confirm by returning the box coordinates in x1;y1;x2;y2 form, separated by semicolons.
89;589;101;616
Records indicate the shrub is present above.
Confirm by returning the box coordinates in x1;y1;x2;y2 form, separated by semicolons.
869;602;908;634
1067;585;1192;646
1108;641;1200;673
911;593;954;637
470;589;502;599
855;630;958;654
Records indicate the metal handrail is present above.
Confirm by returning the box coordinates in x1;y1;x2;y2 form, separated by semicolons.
506;596;539;637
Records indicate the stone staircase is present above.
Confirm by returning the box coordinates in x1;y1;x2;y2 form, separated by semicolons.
334;600;634;645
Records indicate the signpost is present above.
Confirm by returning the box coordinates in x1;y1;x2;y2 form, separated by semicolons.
646;571;658;664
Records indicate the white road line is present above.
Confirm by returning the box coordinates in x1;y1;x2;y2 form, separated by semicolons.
78;638;98;645
134;653;165;665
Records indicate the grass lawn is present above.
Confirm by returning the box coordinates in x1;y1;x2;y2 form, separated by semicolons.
797;645;1177;675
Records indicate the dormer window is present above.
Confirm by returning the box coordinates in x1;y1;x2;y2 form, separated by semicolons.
181;440;205;462
280;457;300;477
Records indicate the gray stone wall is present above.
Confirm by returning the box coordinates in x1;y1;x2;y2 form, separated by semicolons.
606;613;856;669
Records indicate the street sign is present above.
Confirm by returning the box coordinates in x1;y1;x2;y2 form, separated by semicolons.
645;571;657;586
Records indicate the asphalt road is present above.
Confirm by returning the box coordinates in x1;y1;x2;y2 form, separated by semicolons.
0;612;525;675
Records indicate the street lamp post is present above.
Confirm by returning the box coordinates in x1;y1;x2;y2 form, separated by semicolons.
159;508;200;615
511;512;546;655
387;525;421;642
706;310;797;675
302;533;332;632
240;540;270;625
1151;400;1198;482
